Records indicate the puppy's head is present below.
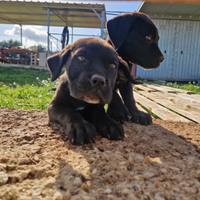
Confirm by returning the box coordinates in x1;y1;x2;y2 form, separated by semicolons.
47;38;122;104
107;12;164;69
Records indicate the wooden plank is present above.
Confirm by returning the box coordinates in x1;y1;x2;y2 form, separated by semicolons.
134;92;191;122
136;103;156;119
134;85;157;92
154;84;195;94
135;85;200;103
89;0;200;4
145;84;177;93
180;93;200;100
136;90;200;123
167;93;200;104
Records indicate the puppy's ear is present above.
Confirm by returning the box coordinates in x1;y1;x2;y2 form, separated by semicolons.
107;14;132;50
46;45;71;82
118;57;143;85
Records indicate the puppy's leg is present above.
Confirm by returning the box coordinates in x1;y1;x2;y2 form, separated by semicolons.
107;90;131;124
48;103;96;145
119;81;152;125
90;105;124;140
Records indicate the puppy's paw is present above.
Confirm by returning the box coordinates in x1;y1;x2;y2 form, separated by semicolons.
131;111;152;125
67;120;96;145
95;117;124;140
107;106;131;124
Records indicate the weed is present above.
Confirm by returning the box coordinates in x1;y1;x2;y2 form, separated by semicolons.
0;66;58;110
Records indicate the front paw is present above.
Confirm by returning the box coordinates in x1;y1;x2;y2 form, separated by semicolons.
95;117;124;140
131;111;152;125
107;105;131;124
67;120;96;145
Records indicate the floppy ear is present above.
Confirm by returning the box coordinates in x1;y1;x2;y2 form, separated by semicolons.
46;45;71;82
118;57;143;85
107;14;132;50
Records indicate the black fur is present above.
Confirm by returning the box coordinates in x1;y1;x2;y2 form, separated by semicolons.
107;12;164;125
47;38;135;145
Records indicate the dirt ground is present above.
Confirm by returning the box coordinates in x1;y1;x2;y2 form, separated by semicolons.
0;107;200;200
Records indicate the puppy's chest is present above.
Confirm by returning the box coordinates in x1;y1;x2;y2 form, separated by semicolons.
76;106;85;111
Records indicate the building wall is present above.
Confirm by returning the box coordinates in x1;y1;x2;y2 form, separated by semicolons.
136;19;200;81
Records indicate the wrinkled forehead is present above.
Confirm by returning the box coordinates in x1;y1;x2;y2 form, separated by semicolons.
134;16;159;38
72;38;118;59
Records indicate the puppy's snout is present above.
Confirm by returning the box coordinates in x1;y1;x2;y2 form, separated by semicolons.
159;55;164;63
90;75;106;87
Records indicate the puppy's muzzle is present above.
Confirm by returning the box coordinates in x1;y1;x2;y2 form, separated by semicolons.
90;75;106;88
159;55;164;63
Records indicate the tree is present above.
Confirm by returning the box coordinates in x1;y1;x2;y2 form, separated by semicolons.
0;39;21;48
29;44;46;52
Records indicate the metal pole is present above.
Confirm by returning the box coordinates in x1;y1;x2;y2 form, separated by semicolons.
71;27;73;44
47;9;50;57
20;24;22;46
101;10;105;39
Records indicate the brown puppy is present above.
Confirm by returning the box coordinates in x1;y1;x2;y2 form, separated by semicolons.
47;38;136;145
107;12;164;125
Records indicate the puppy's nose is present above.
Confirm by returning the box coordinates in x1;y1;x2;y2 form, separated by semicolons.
159;55;164;63
90;75;106;87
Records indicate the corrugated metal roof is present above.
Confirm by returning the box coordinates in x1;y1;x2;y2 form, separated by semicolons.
0;1;106;28
138;2;200;21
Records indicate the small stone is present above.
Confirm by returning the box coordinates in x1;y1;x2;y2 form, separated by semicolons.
33;155;39;162
62;190;71;200
160;168;167;174
31;197;42;200
92;169;97;174
19;170;31;182
18;158;32;165
81;196;95;200
44;177;55;188
7;165;16;170
73;177;82;187
24;135;33;141
143;172;155;179
81;183;89;192
32;187;42;196
154;193;165;200
0;171;8;185
103;188;112;194
0;156;9;163
87;157;95;163
20;196;30;200
134;175;143;181
0;163;7;171
135;154;144;160
53;191;63;200
121;189;130;196
107;194;117;200
31;146;42;154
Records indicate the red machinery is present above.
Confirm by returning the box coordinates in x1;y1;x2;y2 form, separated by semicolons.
0;47;38;65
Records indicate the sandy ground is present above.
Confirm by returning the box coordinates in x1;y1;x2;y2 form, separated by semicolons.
0;107;200;200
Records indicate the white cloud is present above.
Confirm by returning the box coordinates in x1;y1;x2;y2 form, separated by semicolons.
5;25;47;46
4;25;62;51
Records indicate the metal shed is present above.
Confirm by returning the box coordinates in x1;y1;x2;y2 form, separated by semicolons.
0;1;106;57
137;2;200;82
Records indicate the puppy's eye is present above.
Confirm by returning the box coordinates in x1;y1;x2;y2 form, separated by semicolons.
110;64;116;69
146;36;152;41
77;56;85;61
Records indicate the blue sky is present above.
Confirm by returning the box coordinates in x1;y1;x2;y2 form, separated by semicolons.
0;1;142;51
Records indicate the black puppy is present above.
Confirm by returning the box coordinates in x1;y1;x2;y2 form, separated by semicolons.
107;12;164;125
47;38;136;145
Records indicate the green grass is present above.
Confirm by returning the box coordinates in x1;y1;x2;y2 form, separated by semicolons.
1;66;200;112
165;81;200;95
0;67;51;86
0;66;58;110
139;78;200;95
